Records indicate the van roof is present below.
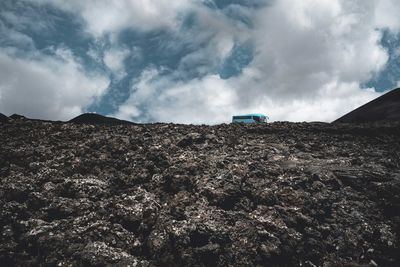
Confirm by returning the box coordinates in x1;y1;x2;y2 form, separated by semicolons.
233;114;268;117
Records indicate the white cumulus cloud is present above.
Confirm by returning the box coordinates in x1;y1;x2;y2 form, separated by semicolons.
103;47;131;79
114;69;238;124
4;0;400;123
27;0;194;36
114;0;399;123
0;48;110;120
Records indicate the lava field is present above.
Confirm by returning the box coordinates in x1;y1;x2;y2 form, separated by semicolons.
0;118;399;266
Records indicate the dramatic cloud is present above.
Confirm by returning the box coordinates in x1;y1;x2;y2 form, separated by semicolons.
103;47;130;79
27;0;194;36
114;69;238;124
1;0;400;123
115;0;397;123
0;48;109;120
115;68;381;124
375;0;400;31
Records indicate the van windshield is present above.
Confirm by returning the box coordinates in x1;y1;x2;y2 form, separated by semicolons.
232;114;267;123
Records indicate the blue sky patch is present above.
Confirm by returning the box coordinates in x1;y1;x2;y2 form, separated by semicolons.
365;30;400;92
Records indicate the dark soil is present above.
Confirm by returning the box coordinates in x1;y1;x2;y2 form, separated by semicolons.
335;88;400;123
0;120;399;266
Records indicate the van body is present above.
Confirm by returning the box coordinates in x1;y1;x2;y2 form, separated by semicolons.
232;114;268;123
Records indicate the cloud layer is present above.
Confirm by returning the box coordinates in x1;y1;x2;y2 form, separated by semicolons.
0;48;109;120
115;0;399;123
27;0;193;35
1;0;400;123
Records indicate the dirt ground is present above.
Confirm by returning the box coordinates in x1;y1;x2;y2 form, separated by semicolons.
1;118;399;266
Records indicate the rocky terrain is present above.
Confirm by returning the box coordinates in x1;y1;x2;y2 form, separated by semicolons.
0;117;399;266
0;113;8;123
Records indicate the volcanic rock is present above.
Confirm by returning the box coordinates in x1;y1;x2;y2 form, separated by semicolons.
0;120;399;266
0;113;8;123
335;88;400;123
69;113;134;125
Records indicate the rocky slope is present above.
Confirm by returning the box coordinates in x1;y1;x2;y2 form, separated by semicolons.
0;118;399;266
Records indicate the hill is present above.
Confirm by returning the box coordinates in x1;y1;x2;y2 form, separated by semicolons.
335;88;400;123
9;114;26;120
69;113;134;125
0;120;399;266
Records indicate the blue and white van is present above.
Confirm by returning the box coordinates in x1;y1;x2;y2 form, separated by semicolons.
232;114;269;123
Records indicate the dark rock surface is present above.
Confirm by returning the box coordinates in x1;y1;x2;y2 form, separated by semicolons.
0;113;8;123
69;113;134;125
335;88;400;123
0;120;399;266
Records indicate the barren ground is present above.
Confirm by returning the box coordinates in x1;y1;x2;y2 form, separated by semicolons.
1;119;399;266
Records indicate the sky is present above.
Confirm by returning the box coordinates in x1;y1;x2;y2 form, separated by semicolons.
0;0;400;124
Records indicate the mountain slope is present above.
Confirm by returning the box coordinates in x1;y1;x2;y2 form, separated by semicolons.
335;88;400;123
